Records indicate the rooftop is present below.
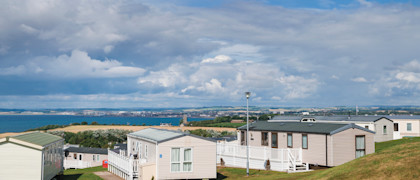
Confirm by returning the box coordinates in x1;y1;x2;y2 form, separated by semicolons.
271;115;390;122
238;121;374;135
128;128;215;143
10;131;63;147
65;147;108;155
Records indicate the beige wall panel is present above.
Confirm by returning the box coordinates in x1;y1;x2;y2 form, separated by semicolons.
331;128;374;166
373;118;394;142
158;136;216;180
0;143;42;180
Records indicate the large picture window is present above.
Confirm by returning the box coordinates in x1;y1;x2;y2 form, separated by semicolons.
287;133;293;148
261;132;269;146
302;134;308;149
356;135;365;158
171;148;193;172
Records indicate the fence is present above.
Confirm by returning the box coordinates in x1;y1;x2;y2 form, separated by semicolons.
108;150;140;179
216;143;302;171
63;160;92;169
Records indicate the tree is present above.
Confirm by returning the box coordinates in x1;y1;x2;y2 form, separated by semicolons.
81;121;88;125
91;121;99;125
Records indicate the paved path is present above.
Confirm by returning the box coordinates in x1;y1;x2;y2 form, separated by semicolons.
94;171;123;180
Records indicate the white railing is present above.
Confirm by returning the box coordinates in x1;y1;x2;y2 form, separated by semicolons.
216;143;303;172
64;160;92;169
108;150;148;179
108;150;131;174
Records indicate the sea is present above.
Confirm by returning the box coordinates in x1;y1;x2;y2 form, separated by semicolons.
0;115;212;133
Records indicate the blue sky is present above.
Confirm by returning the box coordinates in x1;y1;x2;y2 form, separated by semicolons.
1;0;420;108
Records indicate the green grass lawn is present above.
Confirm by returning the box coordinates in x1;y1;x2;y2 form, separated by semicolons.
208;122;247;128
218;137;420;180
62;166;107;180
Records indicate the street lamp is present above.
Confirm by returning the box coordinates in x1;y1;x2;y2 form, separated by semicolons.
245;92;250;176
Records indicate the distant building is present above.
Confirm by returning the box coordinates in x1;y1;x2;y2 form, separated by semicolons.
0;132;64;180
386;115;420;139
64;147;108;169
230;119;244;123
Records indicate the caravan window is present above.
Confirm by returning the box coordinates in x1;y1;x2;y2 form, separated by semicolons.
356;135;365;158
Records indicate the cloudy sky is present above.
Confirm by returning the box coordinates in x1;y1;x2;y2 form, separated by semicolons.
1;0;420;108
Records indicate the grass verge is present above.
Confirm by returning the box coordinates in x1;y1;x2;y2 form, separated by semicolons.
62;166;107;180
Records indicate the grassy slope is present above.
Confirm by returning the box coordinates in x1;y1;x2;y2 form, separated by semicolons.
62;166;107;180
217;167;320;180
305;137;420;180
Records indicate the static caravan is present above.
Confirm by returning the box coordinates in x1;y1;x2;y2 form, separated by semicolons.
238;121;375;167
270;115;393;142
64;147;108;169
108;128;217;180
386;115;420;139
0;132;64;180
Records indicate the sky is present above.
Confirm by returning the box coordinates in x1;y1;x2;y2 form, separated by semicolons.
1;0;420;108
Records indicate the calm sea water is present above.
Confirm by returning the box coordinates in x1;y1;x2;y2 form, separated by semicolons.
0;115;212;133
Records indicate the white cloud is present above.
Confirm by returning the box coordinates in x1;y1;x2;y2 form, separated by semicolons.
0;50;146;78
104;45;114;54
201;55;232;63
138;55;319;101
351;77;368;82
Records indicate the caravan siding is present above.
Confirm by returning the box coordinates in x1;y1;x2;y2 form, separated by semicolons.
373;118;394;142
158;136;216;180
0;143;42;180
331;128;375;166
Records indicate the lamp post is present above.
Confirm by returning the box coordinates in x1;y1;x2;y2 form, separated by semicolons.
245;92;250;176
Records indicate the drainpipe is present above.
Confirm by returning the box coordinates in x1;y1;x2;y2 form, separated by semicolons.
325;134;328;167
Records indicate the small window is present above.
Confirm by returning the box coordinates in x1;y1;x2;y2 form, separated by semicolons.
287;133;293;148
74;153;77;160
302;134;308;149
407;123;412;131
97;155;100;162
145;144;148;158
171;148;181;172
356;135;365;158
241;131;246;145
183;148;192;172
271;133;278;148
365;125;369;130
394;123;399;132
79;154;82;160
261;132;269;146
383;125;387;134
93;154;96;161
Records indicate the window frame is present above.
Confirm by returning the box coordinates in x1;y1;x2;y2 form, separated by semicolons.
383;125;387;134
287;133;293;148
302;134;308;149
355;135;366;158
407;123;412;131
241;131;246;145
271;132;278;148
394;123;399;132
261;132;269;146
170;147;193;173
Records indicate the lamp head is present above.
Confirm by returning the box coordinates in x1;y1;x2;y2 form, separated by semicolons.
245;92;251;98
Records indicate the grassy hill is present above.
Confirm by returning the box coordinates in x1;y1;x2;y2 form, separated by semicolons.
305;137;420;180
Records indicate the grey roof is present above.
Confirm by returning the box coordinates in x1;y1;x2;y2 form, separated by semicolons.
128;128;216;143
11;132;63;147
271;115;391;122
386;115;420;119
238;121;375;135
65;147;108;154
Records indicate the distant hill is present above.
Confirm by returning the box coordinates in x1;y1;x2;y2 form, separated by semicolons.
306;137;420;179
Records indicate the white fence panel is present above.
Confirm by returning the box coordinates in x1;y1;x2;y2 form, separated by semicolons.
217;143;302;172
